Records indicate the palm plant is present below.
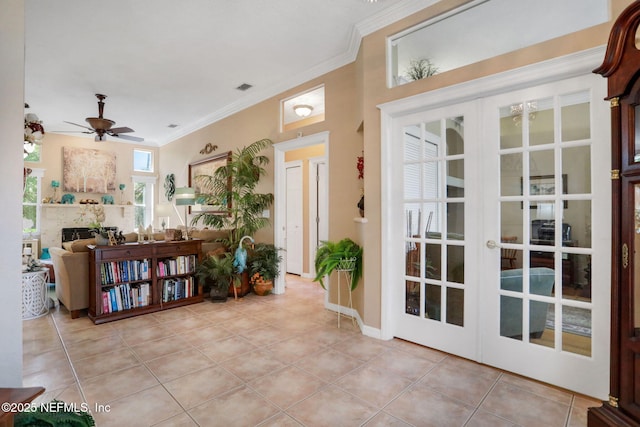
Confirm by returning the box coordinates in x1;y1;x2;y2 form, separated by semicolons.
313;238;363;291
192;138;274;251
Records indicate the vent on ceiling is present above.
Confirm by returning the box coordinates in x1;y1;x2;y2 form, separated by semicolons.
236;83;253;91
167;124;179;128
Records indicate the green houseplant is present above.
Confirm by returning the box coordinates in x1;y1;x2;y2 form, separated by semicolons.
313;238;363;291
192;138;274;250
248;243;283;295
195;252;238;302
192;138;274;297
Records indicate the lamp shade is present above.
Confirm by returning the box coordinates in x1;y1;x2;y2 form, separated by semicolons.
155;203;172;216
175;187;196;206
536;203;555;221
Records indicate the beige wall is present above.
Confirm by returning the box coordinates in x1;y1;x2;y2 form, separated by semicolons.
161;0;631;330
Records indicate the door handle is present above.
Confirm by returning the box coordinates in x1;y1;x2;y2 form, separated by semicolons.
486;240;500;249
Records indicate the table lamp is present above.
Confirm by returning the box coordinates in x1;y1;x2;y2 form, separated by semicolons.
174;187;195;239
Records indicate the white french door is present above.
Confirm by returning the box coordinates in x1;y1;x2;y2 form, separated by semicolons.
480;74;610;398
391;101;481;360
384;71;610;398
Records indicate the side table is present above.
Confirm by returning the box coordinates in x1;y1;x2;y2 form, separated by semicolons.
22;268;49;319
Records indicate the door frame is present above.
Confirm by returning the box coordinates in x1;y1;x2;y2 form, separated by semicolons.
379;46;606;341
273;131;329;294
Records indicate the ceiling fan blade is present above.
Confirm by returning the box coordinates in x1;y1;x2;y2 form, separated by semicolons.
52;130;93;134
109;126;134;134
64;121;95;131
113;134;144;142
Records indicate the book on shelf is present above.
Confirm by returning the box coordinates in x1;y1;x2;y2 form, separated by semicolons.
102;282;151;314
161;277;195;302
100;259;151;285
156;255;197;277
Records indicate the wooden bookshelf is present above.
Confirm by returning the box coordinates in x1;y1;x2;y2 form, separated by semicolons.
88;240;203;324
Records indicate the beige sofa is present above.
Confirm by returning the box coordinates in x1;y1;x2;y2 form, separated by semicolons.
49;229;229;318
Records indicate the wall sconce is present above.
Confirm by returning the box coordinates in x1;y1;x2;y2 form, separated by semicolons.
293;104;313;118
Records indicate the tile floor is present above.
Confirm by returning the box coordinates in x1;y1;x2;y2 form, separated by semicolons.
22;275;601;427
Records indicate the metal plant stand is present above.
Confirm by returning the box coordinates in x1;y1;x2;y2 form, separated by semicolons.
336;257;357;328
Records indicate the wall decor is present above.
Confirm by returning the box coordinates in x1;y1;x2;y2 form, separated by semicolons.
199;142;218;155
520;174;568;209
63;147;116;193
164;173;175;201
189;151;231;213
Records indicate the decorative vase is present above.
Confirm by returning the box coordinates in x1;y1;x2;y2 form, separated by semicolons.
253;280;273;296
95;234;109;246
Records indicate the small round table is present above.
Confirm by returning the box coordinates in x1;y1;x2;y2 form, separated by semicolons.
22;268;49;319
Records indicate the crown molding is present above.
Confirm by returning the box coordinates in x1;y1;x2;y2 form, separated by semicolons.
158;0;436;146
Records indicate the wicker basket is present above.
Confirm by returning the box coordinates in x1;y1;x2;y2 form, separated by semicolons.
337;257;357;272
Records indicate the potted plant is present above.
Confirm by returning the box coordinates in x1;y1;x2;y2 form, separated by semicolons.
192;138;274;297
248;243;283;295
313;238;363;291
195;252;238;302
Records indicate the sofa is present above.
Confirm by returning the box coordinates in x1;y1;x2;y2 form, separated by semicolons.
500;267;555;339
49;229;229;318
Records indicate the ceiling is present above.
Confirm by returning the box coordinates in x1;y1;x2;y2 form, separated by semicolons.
24;0;431;146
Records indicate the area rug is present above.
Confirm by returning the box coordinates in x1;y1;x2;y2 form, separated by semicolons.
545;305;591;337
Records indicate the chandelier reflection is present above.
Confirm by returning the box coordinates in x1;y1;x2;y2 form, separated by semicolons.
510;101;537;126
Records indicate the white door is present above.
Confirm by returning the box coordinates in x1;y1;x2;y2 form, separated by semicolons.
388;73;610;398
286;163;303;275
480;74;610;398
392;101;481;360
309;159;328;278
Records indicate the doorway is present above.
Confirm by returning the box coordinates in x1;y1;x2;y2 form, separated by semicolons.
273;132;329;294
380;51;610;398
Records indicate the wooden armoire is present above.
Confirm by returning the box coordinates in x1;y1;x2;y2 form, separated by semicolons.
589;1;640;425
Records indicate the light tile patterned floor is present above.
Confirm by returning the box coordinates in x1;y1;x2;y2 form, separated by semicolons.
22;275;600;426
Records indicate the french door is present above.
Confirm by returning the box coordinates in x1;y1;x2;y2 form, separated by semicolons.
392;101;481;360
386;72;610;398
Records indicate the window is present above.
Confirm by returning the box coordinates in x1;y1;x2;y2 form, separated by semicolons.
281;85;325;132
133;149;153;172
23;168;44;235
132;175;156;229
387;0;608;88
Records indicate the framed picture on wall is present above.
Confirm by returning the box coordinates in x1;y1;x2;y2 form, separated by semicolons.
188;151;231;213
520;174;568;209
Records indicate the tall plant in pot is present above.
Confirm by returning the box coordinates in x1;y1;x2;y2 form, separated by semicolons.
248;243;283;296
195;253;237;302
192;138;274;296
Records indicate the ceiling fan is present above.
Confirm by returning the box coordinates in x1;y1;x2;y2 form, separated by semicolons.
64;94;143;142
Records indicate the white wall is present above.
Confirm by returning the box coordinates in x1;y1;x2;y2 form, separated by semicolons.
0;0;25;386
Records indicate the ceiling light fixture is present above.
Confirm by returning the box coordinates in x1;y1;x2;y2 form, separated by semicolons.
24;109;45;158
293;104;313;118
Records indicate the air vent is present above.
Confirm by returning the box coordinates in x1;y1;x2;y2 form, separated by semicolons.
236;83;253;91
167;124;179;128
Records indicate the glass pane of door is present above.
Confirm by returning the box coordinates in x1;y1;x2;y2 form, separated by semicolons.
499;90;593;357
403;117;466;327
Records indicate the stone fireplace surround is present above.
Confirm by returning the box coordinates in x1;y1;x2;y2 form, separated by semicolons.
38;204;134;257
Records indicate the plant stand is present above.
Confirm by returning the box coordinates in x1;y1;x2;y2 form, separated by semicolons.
336;258;357;328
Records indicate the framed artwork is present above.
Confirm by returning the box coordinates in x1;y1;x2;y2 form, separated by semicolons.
63;147;116;193
521;174;568;209
188;151;231;213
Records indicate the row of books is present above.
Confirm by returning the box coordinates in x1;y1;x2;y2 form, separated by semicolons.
162;277;196;303
102;283;151;314
100;259;150;285
157;255;197;277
